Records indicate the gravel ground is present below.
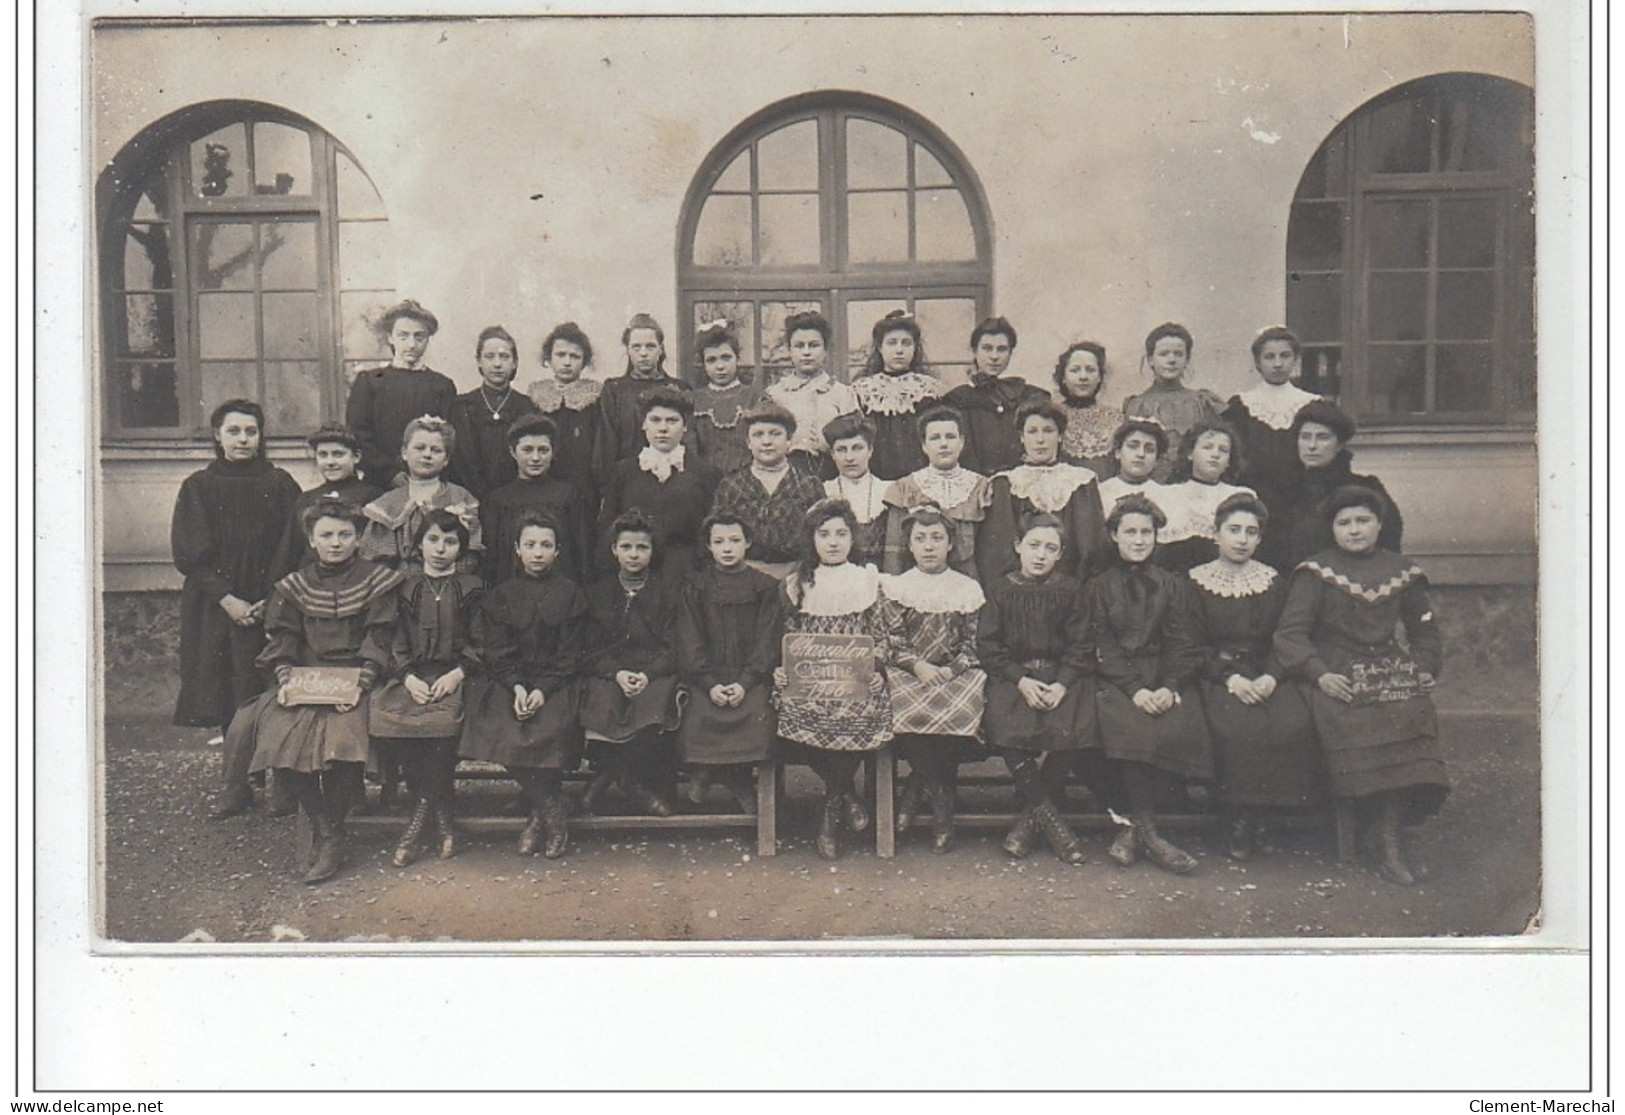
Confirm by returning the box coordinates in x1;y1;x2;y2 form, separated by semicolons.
99;710;1540;945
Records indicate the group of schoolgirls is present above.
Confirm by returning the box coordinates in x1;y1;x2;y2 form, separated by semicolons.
179;299;1447;888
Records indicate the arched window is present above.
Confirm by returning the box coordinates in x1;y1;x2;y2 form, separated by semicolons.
1286;73;1534;427
677;92;992;387
98;101;394;440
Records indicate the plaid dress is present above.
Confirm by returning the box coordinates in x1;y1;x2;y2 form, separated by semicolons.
772;564;892;752
877;568;986;739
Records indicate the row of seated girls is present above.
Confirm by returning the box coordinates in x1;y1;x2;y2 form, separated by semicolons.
176;303;1444;888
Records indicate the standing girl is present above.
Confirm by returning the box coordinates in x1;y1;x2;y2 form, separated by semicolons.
1154;420;1255;575
369;510;483;867
1273;485;1447;885
689;320;765;477
879;405;989;576
1122;322;1223;481
598;313;693;468
1187;494;1320;861
360;415;483;570
851;309;942;481
1087;493;1212;875
527;321;607;513
772;500;892;860
878;505;986;854
765;310;859;479
1221;326;1322;509
448;325;539;500
345;300;458;485
230;500;404;884
1051;341;1123;477
172;399;302;818
461;510;589;859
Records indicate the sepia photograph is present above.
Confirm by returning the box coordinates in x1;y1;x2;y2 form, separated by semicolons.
35;0;1595;1095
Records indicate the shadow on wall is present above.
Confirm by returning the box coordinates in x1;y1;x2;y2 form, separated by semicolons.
98;584;1540;723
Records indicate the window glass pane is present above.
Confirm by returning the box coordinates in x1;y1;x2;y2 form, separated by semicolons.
114;360;180;428
198;362;259;422
912;298;978;389
123;293;176;357
1286;202;1344;271
197;292;258;359
692;195;753;267
252;122;313;195
1367;272;1428;341
190;124;249;198
914;145;953;189
1299;346;1342;397
193;222;257;291
846;119;907;190
693;301;758;369
1435;343;1495;412
758;194;820;266
1512;192;1535;268
263;292;320;359
1285;272;1342;343
1367;94;1433;173
1294;132;1347;201
123;225;174;291
336;152;387;220
758;299;824;382
260;221;318;290
1365;345;1427;415
1436;272;1496;340
844;299;906;379
1438;198;1499;268
916;189;976;262
339;220;394;289
1509;341;1536;413
756;120;818;191
132;184;166;221
712;149;750;193
848;191;909;264
1439;89;1532;173
1366;200;1431;268
341;291;391;361
263;360;324;431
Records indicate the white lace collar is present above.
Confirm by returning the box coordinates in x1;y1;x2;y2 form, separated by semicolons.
637;444;686;481
1188;559;1278;598
1237;382;1321;430
1002;462;1096;512
826;474;889;523
852;371;941;415
1156;480;1255;542
905;466;985;510
529;377;603;413
798;562;881;616
773;371;833;395
879;566;985;614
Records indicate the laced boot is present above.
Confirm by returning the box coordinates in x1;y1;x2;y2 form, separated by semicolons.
683;768;712;807
1032;801;1088;866
843;790;870;834
266;772;298;817
517;807;546;856
1135;814;1198;875
894;772;925;835
392;798;432;867
207;783;253;821
816;793;843;861
1226;812;1256;862
302;814;343;885
433;801;458;859
1375;800;1415;886
929;777;956;855
578;767;613;815
625;775;674;818
541;793;570;860
1001;811;1037;858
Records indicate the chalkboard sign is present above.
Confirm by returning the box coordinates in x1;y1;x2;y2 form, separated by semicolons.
782;633;876;702
284;666;363;707
1347;654;1424;706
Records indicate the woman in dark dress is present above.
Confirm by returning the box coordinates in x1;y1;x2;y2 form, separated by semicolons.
172;398;302;818
344;300;458;485
447;325;539;499
1221;326;1322;510
1187;493;1320;860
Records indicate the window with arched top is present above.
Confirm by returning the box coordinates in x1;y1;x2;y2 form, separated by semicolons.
1286;73;1534;427
98;101;395;440
677;92;992;387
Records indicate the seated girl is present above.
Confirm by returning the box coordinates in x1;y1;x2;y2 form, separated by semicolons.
879;404;989;576
1154;419;1256;575
708;402;826;579
360;415;482;571
596;386;718;581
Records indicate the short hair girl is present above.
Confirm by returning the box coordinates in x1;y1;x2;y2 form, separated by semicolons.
527;320;606;510
344;299;458;484
765;310;859;478
359;415;483;570
878;403;989;575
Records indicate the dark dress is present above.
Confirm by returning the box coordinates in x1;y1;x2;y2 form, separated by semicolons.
942;374;1051;476
528;377;608;515
674;565;783;764
851;371;942;481
1273;548;1448;814
460;570;588;771
234;557;404;774
691;382;765;478
369;571;484;741
1086;560;1213;779
285;477;385;568
1261;451;1403;574
480;474;592;586
709;466;826;565
1187;560;1320;808
577;575;684;744
171;458;302;728
977;463;1110;585
976;572;1097;752
597;455;719;581
597;372;694;468
446;386;540;499
1220;384;1322;510
344;365;459;484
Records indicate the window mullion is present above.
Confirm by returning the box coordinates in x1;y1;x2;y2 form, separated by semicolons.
1424;197;1439;414
169;148;202;435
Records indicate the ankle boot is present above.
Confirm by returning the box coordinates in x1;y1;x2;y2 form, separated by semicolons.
723;771;758;816
579;767;613;815
1226;812;1255;862
1032;801;1087;866
208;783;254;821
1001;810;1037;858
1107;819;1139;866
266;772;298;817
433;802;458;859
392;798;432;867
517;808;546;855
541;793;570;860
1135;814;1197;875
895;772;925;834
626;776;673;818
683;768;711;807
1333;798;1358;862
843;790;870;834
302;814;343;885
1375;800;1414;885
929;778;956;855
816;793;843;860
